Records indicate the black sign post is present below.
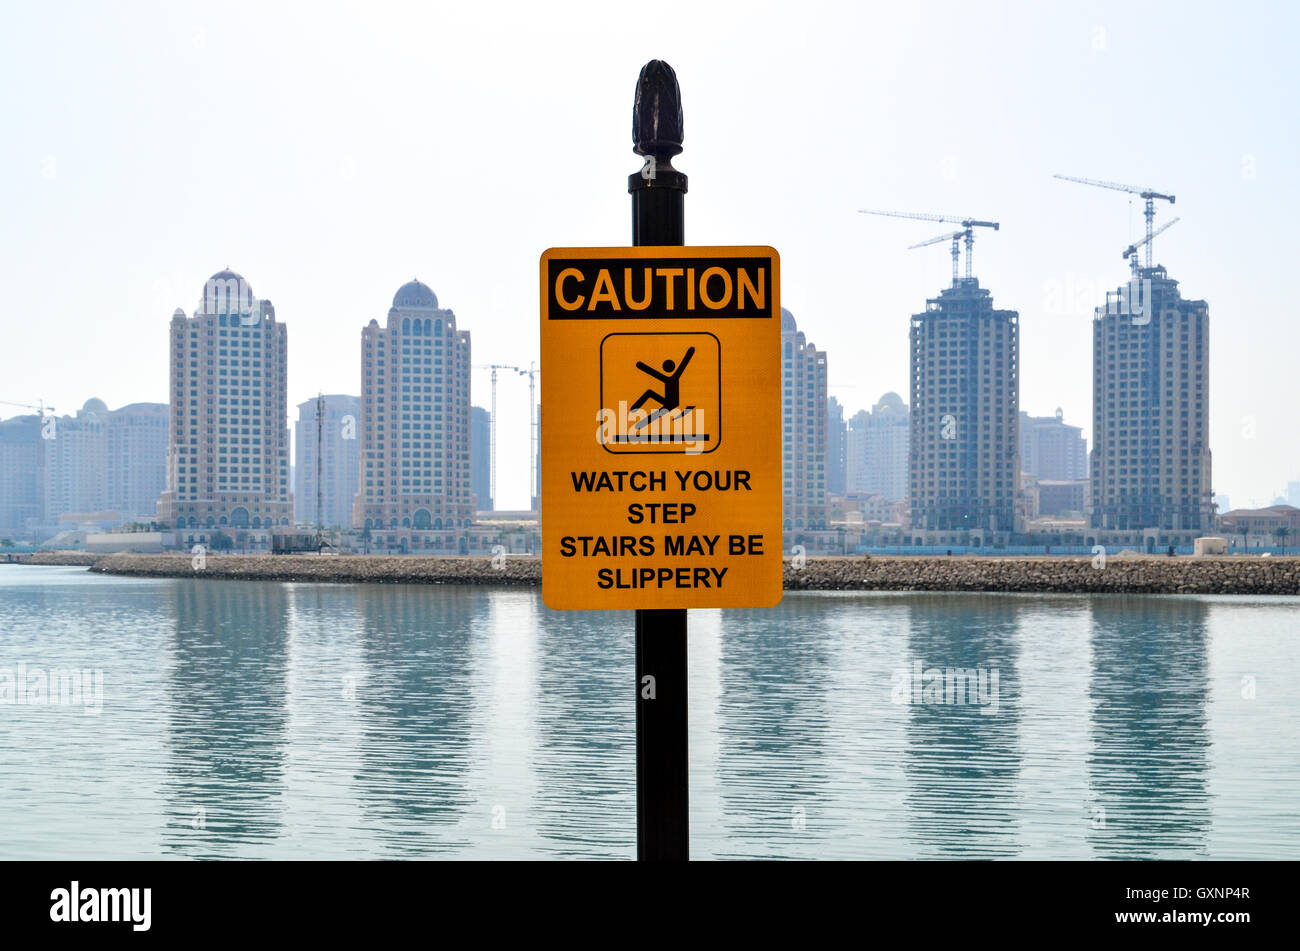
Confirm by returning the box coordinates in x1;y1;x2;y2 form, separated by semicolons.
629;60;689;861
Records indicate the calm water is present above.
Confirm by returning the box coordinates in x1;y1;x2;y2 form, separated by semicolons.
0;564;1297;860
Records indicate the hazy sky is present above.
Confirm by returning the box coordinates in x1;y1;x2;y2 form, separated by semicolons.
2;0;1296;510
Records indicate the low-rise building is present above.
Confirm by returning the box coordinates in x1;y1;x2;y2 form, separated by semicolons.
1037;480;1088;518
1216;505;1300;547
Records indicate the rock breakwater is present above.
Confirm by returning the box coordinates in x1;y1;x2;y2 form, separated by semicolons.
75;552;1300;595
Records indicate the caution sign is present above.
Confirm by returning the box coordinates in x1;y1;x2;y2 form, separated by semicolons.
540;246;782;610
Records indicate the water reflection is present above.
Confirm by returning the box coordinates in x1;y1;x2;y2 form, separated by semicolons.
1;567;1290;859
348;584;483;855
162;580;290;857
713;601;837;858
903;594;1023;858
1087;597;1210;857
531;606;635;858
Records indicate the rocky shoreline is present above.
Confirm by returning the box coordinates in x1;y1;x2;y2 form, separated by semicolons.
4;551;100;566
48;551;1300;595
88;553;542;586
784;554;1300;595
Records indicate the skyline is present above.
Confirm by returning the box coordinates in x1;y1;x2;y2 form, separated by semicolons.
3;1;1297;510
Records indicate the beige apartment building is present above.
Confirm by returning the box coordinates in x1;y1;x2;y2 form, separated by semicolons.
354;279;473;552
156;269;292;547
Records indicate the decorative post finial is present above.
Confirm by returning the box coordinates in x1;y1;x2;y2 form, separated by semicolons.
628;59;686;241
632;60;683;161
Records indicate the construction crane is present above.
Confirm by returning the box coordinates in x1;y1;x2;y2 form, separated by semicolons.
859;209;1000;284
908;230;967;286
1054;174;1176;268
0;399;55;422
1123;217;1180;276
474;364;537;512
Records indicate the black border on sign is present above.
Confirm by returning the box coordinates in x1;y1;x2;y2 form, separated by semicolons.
598;331;722;455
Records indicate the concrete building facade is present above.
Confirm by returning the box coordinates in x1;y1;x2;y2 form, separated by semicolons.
43;400;107;522
0;414;45;534
1020;408;1087;481
0;399;171;535
908;280;1020;544
471;405;491;513
781;308;828;531
1217;504;1300;547
826;396;847;497
45;399;168;523
355;279;473;552
106;403;169;520
294;394;361;529
1033;479;1089;518
156;270;293;547
846;391;910;502
1088;267;1212;548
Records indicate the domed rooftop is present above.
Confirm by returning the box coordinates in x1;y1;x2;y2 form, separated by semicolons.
393;278;438;310
200;268;256;315
874;391;907;415
206;268;252;295
780;307;796;332
81;398;108;415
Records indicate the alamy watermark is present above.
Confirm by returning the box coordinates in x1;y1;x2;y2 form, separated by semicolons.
891;661;999;714
202;274;263;325
0;663;103;714
50;882;150;932
595;401;709;455
1044;274;1176;326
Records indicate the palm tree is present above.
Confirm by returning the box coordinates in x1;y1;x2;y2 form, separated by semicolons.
1275;525;1290;550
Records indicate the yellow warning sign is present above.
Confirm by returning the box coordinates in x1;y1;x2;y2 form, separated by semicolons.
540;246;782;610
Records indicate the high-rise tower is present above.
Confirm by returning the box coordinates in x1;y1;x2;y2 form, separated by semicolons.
355;279;473;552
1088;267;1211;547
781;308;828;532
847;392;910;502
157;270;291;545
295;394;361;530
908;280;1019;543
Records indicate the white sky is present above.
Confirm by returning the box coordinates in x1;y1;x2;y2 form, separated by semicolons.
2;0;1296;510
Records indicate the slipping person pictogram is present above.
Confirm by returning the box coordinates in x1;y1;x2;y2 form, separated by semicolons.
629;346;695;430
